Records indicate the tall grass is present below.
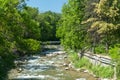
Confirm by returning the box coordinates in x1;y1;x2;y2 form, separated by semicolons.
91;65;114;78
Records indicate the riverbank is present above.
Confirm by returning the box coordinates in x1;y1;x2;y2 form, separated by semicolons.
67;50;114;80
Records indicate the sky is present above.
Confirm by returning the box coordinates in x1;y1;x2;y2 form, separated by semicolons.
26;0;68;13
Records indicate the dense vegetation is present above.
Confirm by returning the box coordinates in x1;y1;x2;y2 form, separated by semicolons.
0;0;60;79
57;0;120;79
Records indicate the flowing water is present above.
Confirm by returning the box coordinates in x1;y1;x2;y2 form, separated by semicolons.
8;45;97;80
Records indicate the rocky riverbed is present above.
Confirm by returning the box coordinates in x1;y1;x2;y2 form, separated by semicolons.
8;47;97;80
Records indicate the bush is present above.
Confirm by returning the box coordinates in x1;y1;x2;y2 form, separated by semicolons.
95;45;106;54
109;44;120;59
69;52;79;62
18;39;41;54
109;44;120;79
74;58;90;68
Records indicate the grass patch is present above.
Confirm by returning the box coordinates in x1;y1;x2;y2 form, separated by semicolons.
91;65;114;78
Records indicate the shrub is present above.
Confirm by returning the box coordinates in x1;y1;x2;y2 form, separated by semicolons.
74;58;90;68
109;44;120;79
109;44;120;59
69;52;79;62
95;44;106;54
18;39;41;54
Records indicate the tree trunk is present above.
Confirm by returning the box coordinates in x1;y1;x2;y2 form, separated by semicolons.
105;42;109;54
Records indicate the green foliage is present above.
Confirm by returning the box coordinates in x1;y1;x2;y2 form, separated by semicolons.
58;0;120;78
74;58;90;68
0;0;26;56
57;0;87;50
84;0;120;53
18;39;41;54
86;0;120;34
21;6;41;40
39;11;61;41
69;52;79;62
109;44;120;79
0;1;42;79
91;65;114;78
95;44;106;54
109;44;120;60
68;50;90;68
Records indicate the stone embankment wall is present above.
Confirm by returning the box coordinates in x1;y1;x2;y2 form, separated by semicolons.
78;52;116;80
79;52;115;67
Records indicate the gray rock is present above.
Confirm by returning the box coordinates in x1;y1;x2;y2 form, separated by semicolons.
76;68;81;71
101;78;109;80
76;78;86;80
83;70;89;73
63;56;67;58
63;63;68;66
17;68;23;73
65;67;69;70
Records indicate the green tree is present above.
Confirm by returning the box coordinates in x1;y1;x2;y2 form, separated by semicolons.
84;0;120;53
57;0;87;51
39;11;61;41
84;0;120;79
15;6;42;55
0;0;26;56
20;6;41;40
0;0;26;79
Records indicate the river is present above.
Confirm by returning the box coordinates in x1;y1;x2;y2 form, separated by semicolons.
8;45;97;80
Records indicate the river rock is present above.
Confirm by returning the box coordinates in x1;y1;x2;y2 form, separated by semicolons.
76;68;81;71
65;67;69;70
17;68;23;73
58;57;63;60
83;70;89;73
76;78;86;80
50;61;54;64
46;54;53;57
68;63;73;68
63;63;68;66
101;78;109;80
63;56;67;58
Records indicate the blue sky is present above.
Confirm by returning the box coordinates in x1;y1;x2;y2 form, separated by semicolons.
26;0;67;13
